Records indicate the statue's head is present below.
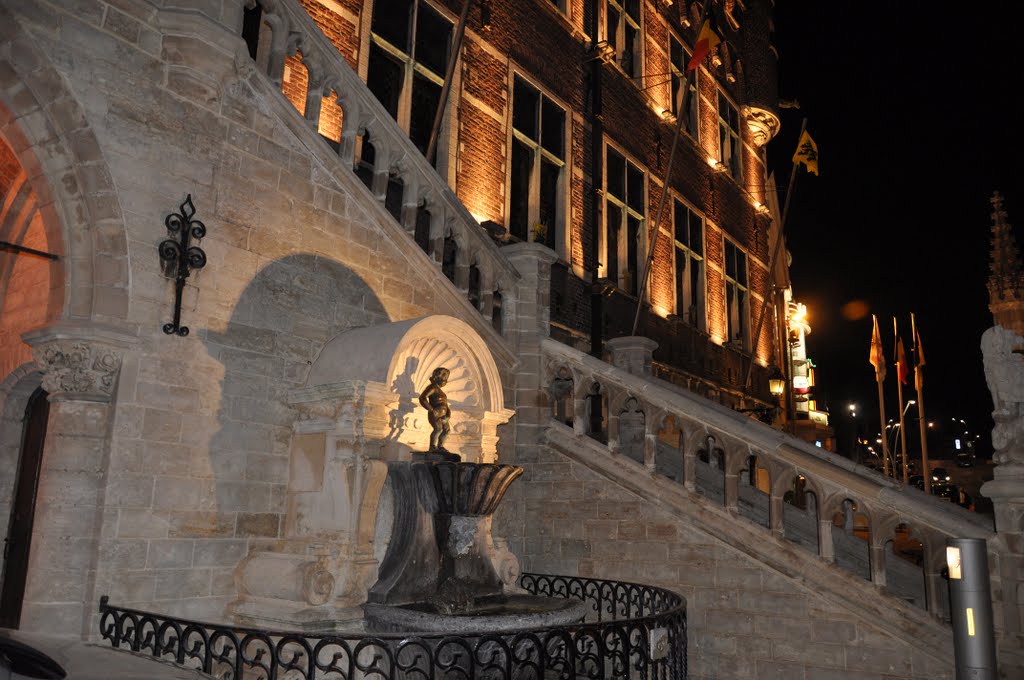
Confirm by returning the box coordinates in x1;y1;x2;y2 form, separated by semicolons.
431;367;450;386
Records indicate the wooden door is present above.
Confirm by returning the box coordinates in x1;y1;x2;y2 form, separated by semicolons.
0;387;49;629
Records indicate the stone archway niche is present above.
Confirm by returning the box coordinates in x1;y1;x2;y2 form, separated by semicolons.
230;316;514;628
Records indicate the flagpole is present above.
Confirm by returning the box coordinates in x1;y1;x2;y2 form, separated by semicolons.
876;378;891;477
870;315;891;477
912;313;931;494
894;317;909;484
631;0;713;335
741;117;809;393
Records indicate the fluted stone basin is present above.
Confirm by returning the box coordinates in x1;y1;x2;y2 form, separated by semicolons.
366;456;585;632
416;460;523;516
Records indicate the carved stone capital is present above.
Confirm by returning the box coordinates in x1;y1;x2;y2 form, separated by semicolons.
22;323;134;402
31;340;123;402
741;105;781;147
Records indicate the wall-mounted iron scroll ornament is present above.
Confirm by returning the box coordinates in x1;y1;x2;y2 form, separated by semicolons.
158;194;207;336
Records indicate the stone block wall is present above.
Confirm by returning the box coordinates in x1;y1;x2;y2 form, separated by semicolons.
1;0;515;633
515;442;954;680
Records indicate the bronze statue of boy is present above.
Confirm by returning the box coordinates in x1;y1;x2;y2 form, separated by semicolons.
419;367;451;453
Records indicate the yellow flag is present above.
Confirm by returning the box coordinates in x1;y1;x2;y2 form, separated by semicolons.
792;130;819;175
869;315;886;383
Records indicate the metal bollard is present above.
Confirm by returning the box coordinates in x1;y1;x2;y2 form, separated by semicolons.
946;538;997;680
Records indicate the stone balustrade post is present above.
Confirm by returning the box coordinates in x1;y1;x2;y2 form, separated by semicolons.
605;336;658;377
644;427;657;472
816;518;834;563
572;396;587;437
21;324;132;637
683;449;696;491
768;491;784;538
869;542;887;588
607;413;620;454
924;556;946;623
724;472;739;514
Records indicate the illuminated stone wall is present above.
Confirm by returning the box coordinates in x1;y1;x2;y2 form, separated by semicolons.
0;0;513;634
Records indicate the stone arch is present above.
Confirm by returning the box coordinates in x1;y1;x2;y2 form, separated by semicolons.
578;378;607;443
0;5;129;322
777;469;821;554
879;517;928;609
306;315;513;461
822;494;873;582
547;364;575;426
719;435;752;476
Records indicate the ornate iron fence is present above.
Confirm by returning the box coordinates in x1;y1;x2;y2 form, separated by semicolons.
97;573;687;679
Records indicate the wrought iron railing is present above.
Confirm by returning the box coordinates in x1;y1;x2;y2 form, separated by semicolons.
98;573;687;679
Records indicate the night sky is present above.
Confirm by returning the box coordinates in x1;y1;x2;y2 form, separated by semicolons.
767;4;1022;458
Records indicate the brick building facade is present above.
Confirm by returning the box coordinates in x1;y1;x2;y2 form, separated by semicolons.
271;0;785;413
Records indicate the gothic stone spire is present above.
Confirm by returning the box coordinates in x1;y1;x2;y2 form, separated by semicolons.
987;191;1024;336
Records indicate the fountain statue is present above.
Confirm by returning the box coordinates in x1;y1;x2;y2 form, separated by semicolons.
364;367;587;632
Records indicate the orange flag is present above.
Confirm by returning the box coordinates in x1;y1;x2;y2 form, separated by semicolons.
896;336;909;385
869;315;886;383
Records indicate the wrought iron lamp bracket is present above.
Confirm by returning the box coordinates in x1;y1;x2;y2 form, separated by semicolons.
158;194;207;336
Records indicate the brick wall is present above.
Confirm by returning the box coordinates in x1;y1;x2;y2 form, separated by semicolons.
278;0;779;383
0;142;59;384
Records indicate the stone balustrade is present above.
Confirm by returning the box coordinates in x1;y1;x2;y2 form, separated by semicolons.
541;336;995;625
241;0;519;329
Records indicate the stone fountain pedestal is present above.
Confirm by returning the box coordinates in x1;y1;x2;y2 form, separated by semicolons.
364;453;588;632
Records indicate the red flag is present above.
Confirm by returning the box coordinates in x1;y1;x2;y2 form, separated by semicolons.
896;336;909;385
687;20;721;71
869;315;886;382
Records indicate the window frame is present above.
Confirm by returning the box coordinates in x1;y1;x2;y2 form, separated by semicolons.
672;197;706;331
723;236;749;349
717;89;744;183
669;33;699;140
604;0;643;79
366;0;454;164
547;0;567;16
506;72;570;257
602;142;647;296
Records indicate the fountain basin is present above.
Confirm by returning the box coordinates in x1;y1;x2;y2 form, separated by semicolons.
414;459;523;515
364;594;589;633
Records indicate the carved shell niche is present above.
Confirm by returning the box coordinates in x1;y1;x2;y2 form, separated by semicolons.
390;336;480;410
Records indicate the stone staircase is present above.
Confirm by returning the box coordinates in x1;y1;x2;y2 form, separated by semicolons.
235;1;1015;675
533;336;998;671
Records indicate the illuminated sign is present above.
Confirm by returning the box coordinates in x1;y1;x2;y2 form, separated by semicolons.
946;546;962;580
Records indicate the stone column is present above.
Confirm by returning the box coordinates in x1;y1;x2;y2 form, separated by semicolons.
22;324;130;637
605;336;658;377
980;324;1024;658
504;243;558;447
503;243;557;567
